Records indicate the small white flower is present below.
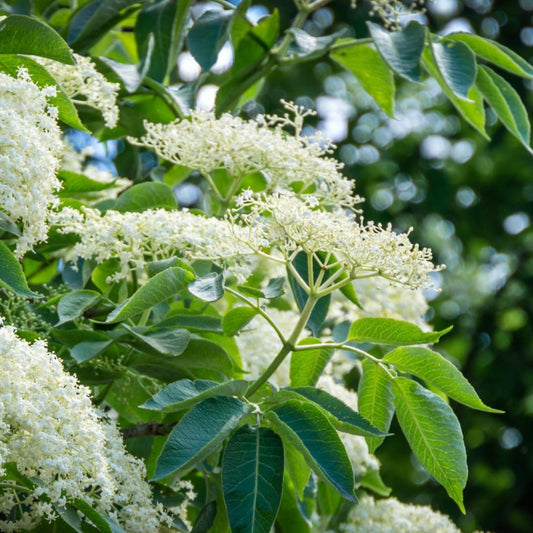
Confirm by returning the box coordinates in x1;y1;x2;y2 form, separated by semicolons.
37;53;120;128
0;69;63;256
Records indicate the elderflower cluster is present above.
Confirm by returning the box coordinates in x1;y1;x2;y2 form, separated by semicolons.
369;0;427;30
234;191;441;290
0;69;63;256
129;102;361;208
317;375;380;476
329;276;431;330
37;53;120;128
0;323;177;532
338;495;462;533
52;206;264;281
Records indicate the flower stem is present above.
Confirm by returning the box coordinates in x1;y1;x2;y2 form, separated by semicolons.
245;293;317;398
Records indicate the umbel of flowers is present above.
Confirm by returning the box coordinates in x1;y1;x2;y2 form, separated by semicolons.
0;322;188;532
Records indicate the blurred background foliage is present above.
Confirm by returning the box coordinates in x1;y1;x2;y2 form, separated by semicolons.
248;1;533;532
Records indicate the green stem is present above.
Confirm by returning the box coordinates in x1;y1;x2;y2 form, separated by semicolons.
143;77;186;119
245;293;318;398
225;286;287;344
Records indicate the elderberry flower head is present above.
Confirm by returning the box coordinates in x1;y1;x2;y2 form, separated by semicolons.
128;101;362;208
0;323;177;532
339;495;462;533
0;69;63;256
37;53;120;128
52;206;265;281
234;191;442;290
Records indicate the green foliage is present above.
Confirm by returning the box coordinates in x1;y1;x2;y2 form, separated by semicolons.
0;1;522;530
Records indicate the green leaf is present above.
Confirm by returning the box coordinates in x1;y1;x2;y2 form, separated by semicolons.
156;314;223;333
0;242;39;298
290;337;333;387
422;48;487;138
129;338;235;382
287;28;345;60
445;33;533;79
266;399;357;502
279;387;388;438
135;0;190;82
284;441;312;500
106;267;194;323
70;499;123;533
114;182;177;212
476;65;531;150
187;9;233;71
288;252;330;337
222;426;284;533
141;378;249;412
384;346;503;413
367;21;426;82
429;39;477;99
191;501;218;533
348;317;451;346
58;170;118;194
71;339;113;363
188;272;225;302
236;277;285;300
276;475;312;533
56;290;101;325
222;307;257;336
153;396;250;479
0;55;88;131
331;42;395;116
122;324;191;355
359;468;391;497
68;0;147;52
0;212;20;237
357;360;395;453
0;15;74;63
393;377;467;512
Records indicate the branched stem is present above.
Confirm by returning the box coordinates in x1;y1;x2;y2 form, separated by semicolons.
245;293;318;398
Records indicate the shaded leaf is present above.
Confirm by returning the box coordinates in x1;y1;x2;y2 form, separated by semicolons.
141;378;249;412
153;396;250;479
422;48;487;137
430;39;477;99
367;21;426;82
222;426;284;533
187;9;233;71
57;290;101;325
122;323;191;355
266;400;357;502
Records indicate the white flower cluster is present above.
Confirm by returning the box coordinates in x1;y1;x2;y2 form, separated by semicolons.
0;323;178;532
235;191;441;290
317;375;380;476
0;69;63;256
129;102;361;208
53;206;264;281
329;276;431;330
38;53;120;128
339;495;461;533
368;0;427;30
